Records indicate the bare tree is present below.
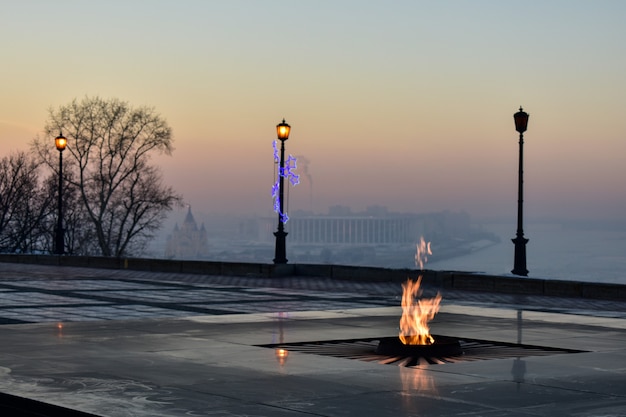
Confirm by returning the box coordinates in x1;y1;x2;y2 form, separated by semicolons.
39;163;98;255
32;96;183;257
0;151;53;253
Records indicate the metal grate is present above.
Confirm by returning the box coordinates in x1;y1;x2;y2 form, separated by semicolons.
258;336;586;367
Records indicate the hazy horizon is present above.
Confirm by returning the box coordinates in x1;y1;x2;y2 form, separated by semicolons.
157;206;626;284
2;1;626;225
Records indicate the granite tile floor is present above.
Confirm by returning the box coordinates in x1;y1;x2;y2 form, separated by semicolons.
0;262;625;416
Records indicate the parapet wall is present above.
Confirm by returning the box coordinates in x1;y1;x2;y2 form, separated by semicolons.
0;254;624;301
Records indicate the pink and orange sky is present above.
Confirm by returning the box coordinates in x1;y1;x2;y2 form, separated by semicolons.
1;0;625;222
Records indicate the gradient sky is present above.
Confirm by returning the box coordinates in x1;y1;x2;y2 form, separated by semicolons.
1;0;625;222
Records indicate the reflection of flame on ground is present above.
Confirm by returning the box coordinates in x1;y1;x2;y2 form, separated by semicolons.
274;312;289;366
275;348;289;366
399;367;437;395
399;277;442;345
399;366;438;413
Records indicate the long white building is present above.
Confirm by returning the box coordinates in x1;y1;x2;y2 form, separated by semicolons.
261;210;470;246
286;216;419;245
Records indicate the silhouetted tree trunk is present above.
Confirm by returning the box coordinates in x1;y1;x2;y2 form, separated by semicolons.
32;96;183;257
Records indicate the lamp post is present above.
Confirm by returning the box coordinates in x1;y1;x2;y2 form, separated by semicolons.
511;107;529;276
273;119;291;264
54;132;67;255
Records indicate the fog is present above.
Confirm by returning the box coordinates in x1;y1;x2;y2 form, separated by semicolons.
153;202;626;285
1;2;625;283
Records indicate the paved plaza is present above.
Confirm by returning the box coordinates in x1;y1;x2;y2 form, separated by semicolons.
0;261;625;416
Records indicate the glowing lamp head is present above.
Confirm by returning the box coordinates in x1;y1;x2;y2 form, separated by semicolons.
513;107;529;134
276;119;290;141
55;132;67;151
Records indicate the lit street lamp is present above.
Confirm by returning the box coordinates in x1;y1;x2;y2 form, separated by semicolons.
54;132;67;255
511;107;529;276
273;119;291;264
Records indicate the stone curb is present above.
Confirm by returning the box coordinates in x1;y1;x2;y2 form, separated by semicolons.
0;254;624;301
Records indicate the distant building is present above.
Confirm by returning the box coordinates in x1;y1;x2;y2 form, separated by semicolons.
286;215;419;245
261;207;469;246
165;207;209;259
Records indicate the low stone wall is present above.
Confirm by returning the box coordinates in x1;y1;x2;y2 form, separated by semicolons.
0;254;624;301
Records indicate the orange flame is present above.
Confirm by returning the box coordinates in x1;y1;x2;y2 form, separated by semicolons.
415;236;432;270
399;276;442;345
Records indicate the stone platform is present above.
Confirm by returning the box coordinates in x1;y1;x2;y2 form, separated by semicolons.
0;262;624;416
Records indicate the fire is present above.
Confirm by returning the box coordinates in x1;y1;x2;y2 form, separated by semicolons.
415;236;432;270
399;276;442;345
399;237;440;345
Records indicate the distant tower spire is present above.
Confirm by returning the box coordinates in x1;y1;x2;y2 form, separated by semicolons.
164;205;209;259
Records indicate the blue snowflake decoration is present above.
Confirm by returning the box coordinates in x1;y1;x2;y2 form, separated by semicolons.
272;140;300;223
